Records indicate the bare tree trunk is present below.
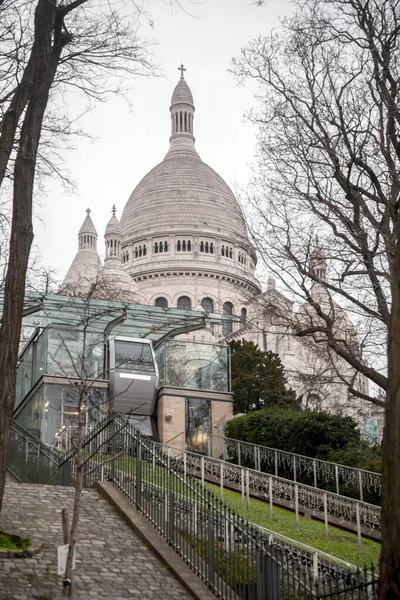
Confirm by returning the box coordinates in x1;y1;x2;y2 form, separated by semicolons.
0;0;66;512
63;398;84;598
379;231;400;598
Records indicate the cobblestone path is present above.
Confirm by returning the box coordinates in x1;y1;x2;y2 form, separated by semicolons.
0;482;190;600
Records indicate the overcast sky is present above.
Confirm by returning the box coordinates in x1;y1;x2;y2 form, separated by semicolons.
34;0;293;282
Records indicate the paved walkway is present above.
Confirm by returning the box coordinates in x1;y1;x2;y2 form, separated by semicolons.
0;482;190;600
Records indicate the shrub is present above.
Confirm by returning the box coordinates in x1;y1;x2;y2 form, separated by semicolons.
225;407;361;459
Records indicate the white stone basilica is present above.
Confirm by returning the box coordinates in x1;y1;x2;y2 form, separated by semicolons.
61;68;372;425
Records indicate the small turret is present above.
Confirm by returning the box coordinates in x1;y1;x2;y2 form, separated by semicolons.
168;64;196;154
104;204;122;264
60;208;102;295
310;237;327;282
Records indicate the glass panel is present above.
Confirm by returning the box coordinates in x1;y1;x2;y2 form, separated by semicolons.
33;329;47;384
154;343;165;385
21;345;33;399
14;387;44;440
114;340;155;372
186;397;210;454
41;383;107;448
164;341;228;392
46;328;104;379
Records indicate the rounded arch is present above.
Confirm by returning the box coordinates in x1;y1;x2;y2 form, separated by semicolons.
222;301;234;336
201;297;214;313
155;296;168;309
177;295;192;311
241;307;247;322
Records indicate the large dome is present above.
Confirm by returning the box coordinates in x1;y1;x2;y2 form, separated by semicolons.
121;149;249;242
121;70;249;244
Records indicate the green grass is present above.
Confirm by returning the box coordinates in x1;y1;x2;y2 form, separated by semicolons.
94;453;381;568
0;530;30;552
206;483;381;568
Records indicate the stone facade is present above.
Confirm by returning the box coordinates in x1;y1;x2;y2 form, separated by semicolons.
61;70;376;436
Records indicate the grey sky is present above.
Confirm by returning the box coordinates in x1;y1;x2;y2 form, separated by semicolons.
34;0;293;279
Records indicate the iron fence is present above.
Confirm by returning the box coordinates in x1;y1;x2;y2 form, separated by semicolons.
78;419;378;600
8;422;62;484
210;435;381;506
9;416;380;599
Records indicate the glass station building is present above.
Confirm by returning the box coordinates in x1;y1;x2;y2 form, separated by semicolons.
13;292;233;454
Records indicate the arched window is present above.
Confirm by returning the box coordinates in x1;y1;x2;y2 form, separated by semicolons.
177;296;192;310
222;301;234;336
187;240;192;251
201;298;214;313
155;297;168;309
143;245;146;256
164;241;168;252
229;248;233;258
177;240;181;251
241;308;247;322
139;245;142;257
221;245;225;257
182;240;187;251
154;242;158;254
200;241;204;252
210;243;214;254
205;242;209;253
159;242;163;253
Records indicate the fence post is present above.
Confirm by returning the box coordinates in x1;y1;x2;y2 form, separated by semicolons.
169;472;175;546
152;452;156;474
269;476;273;518
222;440;227;462
193;501;197;535
313;460;317;489
241;468;245;508
183;452;187;481
323;492;329;540
293;455;297;483
359;470;364;502
135;442;142;509
207;494;215;589
256;548;264;600
275;450;278;477
237;440;241;466
312;551;319;582
295;483;299;528
335;465;339;495
254;445;257;470
164;491;168;534
220;462;224;501
245;468;250;509
201;456;205;487
356;503;362;549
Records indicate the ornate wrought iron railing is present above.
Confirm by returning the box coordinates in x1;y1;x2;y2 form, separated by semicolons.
207;435;381;506
179;450;381;540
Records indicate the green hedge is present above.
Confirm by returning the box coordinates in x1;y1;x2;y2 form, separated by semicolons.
225;407;361;459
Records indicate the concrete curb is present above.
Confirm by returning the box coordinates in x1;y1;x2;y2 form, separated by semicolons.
97;481;217;600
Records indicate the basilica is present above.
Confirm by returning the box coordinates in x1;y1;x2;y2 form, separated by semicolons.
60;68;375;432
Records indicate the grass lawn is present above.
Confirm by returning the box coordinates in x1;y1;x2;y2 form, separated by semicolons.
96;453;381;568
0;530;30;552
206;483;380;568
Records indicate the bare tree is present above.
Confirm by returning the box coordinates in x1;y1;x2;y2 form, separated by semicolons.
0;0;156;513
232;0;400;594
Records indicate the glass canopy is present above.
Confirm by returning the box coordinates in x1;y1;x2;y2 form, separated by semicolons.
12;291;236;345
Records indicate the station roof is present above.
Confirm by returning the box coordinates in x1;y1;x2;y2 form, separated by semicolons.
13;291;236;347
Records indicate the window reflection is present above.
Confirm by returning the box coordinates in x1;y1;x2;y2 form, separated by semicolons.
114;341;155;373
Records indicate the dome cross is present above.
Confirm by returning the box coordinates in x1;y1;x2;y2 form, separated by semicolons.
86;208;91;215
111;204;117;217
178;63;186;80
